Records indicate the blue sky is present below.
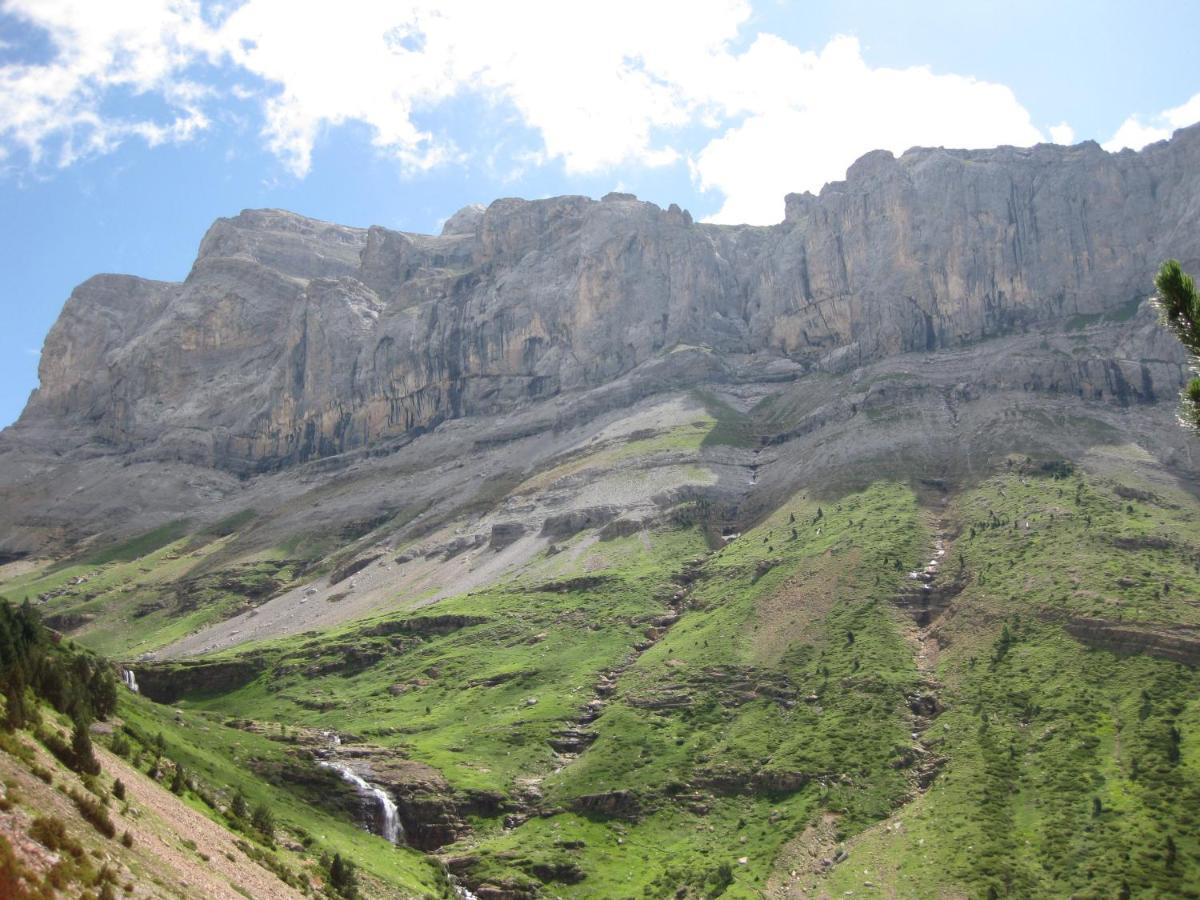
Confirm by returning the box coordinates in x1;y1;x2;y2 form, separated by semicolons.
2;0;1199;428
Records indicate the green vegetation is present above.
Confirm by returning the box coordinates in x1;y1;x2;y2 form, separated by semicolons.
0;597;117;734
693;390;758;448
3;450;1199;897
0;523;312;658
1155;259;1200;427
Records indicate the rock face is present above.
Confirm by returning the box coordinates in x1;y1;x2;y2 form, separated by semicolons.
12;128;1200;477
2;128;1199;556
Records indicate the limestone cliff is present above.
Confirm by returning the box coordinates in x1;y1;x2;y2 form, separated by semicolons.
13;127;1200;475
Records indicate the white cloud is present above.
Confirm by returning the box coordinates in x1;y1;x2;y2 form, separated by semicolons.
0;0;746;177
692;35;1045;223
1103;90;1200;152
215;0;747;176
0;0;219;165
1049;122;1075;145
1;1;1157;224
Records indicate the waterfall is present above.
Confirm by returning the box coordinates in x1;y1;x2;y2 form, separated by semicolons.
318;760;401;844
121;668;139;693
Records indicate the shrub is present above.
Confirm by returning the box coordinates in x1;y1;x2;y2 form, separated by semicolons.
108;733;131;758
251;802;275;844
70;788;116;839
328;852;358;899
30;816;70;852
229;789;248;819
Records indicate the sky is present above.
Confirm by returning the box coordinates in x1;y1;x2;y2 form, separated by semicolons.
2;1;1199;428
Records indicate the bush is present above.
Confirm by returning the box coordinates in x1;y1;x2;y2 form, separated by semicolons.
251;802;275;844
108;733;131;758
30;816;70;853
70;788;116;839
229;789;248;819
328;852;358;899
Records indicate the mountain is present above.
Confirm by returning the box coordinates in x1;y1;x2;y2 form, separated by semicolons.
1;129;1199;898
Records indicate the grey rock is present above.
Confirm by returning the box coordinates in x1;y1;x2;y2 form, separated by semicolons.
3;128;1200;557
487;522;526;551
15;128;1200;476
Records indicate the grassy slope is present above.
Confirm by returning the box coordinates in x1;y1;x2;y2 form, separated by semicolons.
5;437;1199;897
117;694;445;897
461;483;929;897
155;483;930;897
821;463;1200;898
0;695;447;898
1;527;315;659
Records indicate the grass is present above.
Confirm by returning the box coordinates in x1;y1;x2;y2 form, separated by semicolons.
820;464;1200;898
117;692;446;895
0;522;315;658
6;454;1199;897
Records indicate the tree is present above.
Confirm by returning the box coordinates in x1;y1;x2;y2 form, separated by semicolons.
328;852;358;898
3;674;27;731
170;764;187;795
251;802;275;843
230;789;248;819
71;719;101;776
1154;259;1200;426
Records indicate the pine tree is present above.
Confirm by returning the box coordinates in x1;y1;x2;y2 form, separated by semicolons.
3;674;27;731
1154;259;1200;426
170;764;187;794
251;802;275;843
329;852;358;898
230;789;248;819
71;719;101;775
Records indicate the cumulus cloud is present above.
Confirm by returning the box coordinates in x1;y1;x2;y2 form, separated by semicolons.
690;35;1045;223
0;0;217;166
1049;122;1075;145
0;1;1132;223
1103;91;1200;152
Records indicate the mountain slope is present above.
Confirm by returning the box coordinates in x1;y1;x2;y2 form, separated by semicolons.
2;127;1200;898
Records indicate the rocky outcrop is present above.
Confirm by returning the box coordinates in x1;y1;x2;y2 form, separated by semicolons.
488;521;526;550
570;789;640;819
9;127;1200;481
133;658;266;703
1063;617;1200;666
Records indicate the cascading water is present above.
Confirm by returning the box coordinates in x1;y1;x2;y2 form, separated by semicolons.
317;733;401;844
120;668;139;693
318;762;401;843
